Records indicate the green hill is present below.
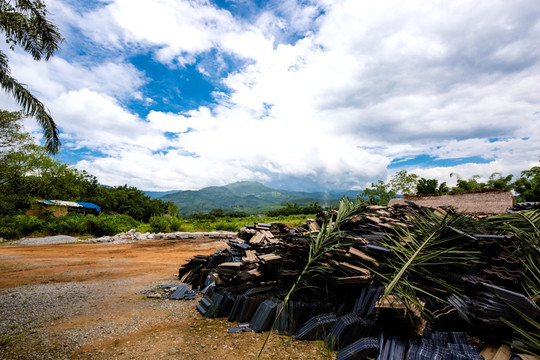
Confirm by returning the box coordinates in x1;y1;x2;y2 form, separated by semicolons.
158;181;362;216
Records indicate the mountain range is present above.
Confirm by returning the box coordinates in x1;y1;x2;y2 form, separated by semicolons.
147;181;363;216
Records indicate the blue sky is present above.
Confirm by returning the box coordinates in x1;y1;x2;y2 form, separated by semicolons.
1;0;540;191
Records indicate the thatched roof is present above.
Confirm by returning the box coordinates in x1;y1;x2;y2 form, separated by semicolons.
388;191;514;215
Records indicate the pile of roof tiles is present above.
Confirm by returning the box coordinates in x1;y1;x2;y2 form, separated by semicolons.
177;203;540;359
507;202;540;213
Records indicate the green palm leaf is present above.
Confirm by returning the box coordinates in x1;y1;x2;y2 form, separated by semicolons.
0;0;63;154
378;209;478;317
256;197;366;359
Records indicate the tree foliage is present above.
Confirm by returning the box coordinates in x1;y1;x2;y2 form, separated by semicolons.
416;178;439;194
265;202;323;217
92;185;178;222
389;170;419;195
512;163;540;202
0;0;63;154
362;180;396;206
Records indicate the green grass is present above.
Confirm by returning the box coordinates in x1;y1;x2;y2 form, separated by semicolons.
141;214;312;233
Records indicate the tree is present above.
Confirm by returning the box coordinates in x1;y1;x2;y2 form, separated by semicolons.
438;181;449;194
0;110;100;214
363;180;396;205
0;109;50;213
449;173;486;193
512;162;540;202
389;170;419;195
91;185;175;222
487;172;513;190
416;178;439;194
0;0;63;154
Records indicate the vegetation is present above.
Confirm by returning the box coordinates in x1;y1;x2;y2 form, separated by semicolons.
377;210;478;317
265;202;323;217
0;0;63;154
487;210;540;356
146;213;311;234
389;170;419;195
158;181;343;216
362;180;396;206
0;213;140;239
512;165;540;202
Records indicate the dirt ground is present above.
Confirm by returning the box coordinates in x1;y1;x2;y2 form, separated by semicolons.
0;238;329;360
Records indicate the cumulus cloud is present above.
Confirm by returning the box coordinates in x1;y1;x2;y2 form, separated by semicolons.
2;0;539;191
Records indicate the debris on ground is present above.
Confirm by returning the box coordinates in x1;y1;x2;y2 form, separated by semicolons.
87;229;237;244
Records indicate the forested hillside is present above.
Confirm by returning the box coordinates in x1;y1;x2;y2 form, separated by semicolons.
158;181;351;216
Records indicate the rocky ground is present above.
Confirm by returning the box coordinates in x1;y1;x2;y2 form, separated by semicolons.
0;237;328;360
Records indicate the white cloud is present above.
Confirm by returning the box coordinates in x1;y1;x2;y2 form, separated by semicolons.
50;89;167;153
6;0;539;191
8;50;146;101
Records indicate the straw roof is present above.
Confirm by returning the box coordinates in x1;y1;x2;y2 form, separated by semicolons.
388;191;514;215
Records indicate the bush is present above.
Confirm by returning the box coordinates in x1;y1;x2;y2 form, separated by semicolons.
213;220;241;232
0;215;42;239
43;214;86;235
83;214;139;237
149;216;170;233
169;217;184;232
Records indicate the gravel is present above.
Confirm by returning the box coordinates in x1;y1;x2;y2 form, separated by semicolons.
0;280;196;360
7;235;81;246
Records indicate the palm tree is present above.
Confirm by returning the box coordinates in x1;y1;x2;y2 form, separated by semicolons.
0;0;63;154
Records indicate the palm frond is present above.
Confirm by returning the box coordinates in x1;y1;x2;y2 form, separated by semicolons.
256;197;366;359
0;0;63;60
487;210;540;299
488;210;540;235
499;305;540;357
0;61;59;154
378;210;479;317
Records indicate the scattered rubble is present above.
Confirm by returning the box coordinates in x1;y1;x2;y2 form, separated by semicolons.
166;203;539;359
87;229;237;244
140;284;197;300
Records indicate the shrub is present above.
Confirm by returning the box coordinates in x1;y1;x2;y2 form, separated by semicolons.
43;214;86;235
84;214;138;237
213;220;240;232
0;215;42;239
169;217;184;232
149;216;170;233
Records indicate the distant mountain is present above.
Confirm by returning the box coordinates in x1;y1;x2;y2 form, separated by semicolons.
158;181;363;216
144;190;181;199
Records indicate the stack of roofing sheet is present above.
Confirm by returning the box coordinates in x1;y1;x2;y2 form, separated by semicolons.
336;337;379;360
176;203;539;358
228;287;272;323
274;300;324;336
250;298;280;332
327;312;363;350
294;313;337;340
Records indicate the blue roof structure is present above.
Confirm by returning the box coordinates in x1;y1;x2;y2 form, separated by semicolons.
76;202;101;212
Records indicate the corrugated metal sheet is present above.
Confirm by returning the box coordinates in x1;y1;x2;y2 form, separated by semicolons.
76;202;101;212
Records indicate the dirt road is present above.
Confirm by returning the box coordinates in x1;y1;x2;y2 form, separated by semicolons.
0;239;326;360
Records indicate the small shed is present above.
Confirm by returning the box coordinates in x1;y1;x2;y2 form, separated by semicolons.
26;200;101;218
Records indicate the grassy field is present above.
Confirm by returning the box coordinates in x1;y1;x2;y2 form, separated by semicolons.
139;214;314;233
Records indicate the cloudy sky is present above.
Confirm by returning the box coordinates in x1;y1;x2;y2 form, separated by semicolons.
2;0;540;191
